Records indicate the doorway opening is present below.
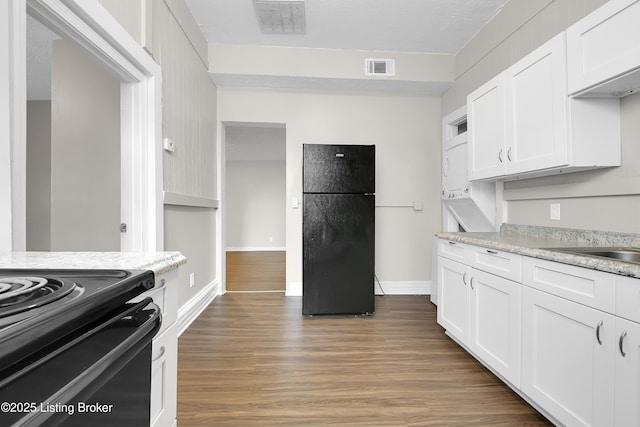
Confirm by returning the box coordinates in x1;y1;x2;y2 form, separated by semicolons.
4;0;162;252
223;123;286;292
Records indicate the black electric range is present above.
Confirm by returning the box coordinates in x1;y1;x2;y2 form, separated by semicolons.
0;269;160;426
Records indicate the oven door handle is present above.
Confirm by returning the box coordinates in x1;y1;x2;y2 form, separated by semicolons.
17;298;161;427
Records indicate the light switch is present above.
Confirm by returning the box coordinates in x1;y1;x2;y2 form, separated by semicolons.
550;203;561;220
291;196;299;209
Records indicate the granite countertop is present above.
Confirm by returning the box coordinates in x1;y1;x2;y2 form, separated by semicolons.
0;251;187;276
435;224;640;279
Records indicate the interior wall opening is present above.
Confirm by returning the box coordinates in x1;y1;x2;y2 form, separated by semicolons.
223;123;286;293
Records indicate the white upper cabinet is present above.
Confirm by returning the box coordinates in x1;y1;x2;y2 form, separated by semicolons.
468;32;621;181
505;34;568;176
468;73;507;180
567;0;640;97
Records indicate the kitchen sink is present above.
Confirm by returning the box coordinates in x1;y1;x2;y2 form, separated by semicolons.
545;247;640;264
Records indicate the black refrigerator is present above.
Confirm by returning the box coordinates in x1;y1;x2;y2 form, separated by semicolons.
302;144;375;315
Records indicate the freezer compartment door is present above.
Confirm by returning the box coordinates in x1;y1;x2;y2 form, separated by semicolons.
303;194;375;315
303;144;375;194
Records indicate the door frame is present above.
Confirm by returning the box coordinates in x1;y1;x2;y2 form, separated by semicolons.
1;0;163;251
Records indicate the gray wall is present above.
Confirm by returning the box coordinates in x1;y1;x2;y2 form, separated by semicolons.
26;101;51;251
50;40;121;251
101;0;218;306
443;0;640;233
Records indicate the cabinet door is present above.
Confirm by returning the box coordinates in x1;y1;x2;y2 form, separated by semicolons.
614;318;640;426
151;323;178;427
467;73;506;180
505;33;568;175
522;287;614;427
437;256;470;344
469;269;521;387
567;0;640;96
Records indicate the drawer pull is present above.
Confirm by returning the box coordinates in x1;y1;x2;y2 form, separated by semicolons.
462;272;468;286
153;345;166;362
448;241;456;245
619;331;628;357
470;277;475;290
486;249;498;254
498;148;503;163
596;320;604;345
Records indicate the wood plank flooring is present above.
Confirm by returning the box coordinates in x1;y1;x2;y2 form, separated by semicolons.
225;251;286;292
177;294;552;426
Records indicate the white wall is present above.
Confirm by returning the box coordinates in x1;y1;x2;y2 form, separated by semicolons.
226;160;286;250
218;88;441;292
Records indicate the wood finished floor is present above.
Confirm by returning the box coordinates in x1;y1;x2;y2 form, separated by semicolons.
226;251;286;292
177;294;552;426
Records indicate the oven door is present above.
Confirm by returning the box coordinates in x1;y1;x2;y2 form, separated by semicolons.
0;298;161;427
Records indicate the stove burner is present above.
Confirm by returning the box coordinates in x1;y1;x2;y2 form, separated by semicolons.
0;277;49;301
0;276;78;317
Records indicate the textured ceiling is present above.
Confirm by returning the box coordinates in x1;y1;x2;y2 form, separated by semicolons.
184;0;510;54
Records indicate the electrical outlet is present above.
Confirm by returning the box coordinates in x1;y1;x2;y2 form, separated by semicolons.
269;236;273;242
189;272;195;288
550;203;561;220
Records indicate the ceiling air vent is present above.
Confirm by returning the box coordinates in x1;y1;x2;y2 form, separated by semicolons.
253;0;306;34
365;59;395;76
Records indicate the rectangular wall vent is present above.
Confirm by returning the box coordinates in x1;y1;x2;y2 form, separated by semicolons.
365;58;395;76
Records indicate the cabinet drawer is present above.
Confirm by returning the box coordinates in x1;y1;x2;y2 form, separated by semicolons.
468;246;522;282
522;256;615;313
616;275;640;323
133;269;178;333
437;239;469;262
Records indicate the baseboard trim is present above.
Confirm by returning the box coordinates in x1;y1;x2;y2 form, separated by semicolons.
376;280;431;295
226;247;286;252
285;280;431;297
177;279;220;336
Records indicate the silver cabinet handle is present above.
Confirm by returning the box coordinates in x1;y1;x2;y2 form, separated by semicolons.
462;272;468;286
470;277;475;290
619;331;628;357
498;148;503;163
486;249;498;254
448;241;456;245
153;345;166;362
596;320;604;345
507;147;512;162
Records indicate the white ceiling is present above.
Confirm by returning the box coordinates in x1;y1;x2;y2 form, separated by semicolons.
184;0;510;54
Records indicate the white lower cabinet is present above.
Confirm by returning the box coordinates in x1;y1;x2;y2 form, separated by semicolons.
469;269;521;387
437;240;640;426
437;256;470;344
151;323;178;427
437;243;522;388
136;268;179;427
614;317;640;426
522;286;615;427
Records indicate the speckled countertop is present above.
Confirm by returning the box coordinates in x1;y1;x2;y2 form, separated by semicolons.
0;251;187;276
436;223;640;279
